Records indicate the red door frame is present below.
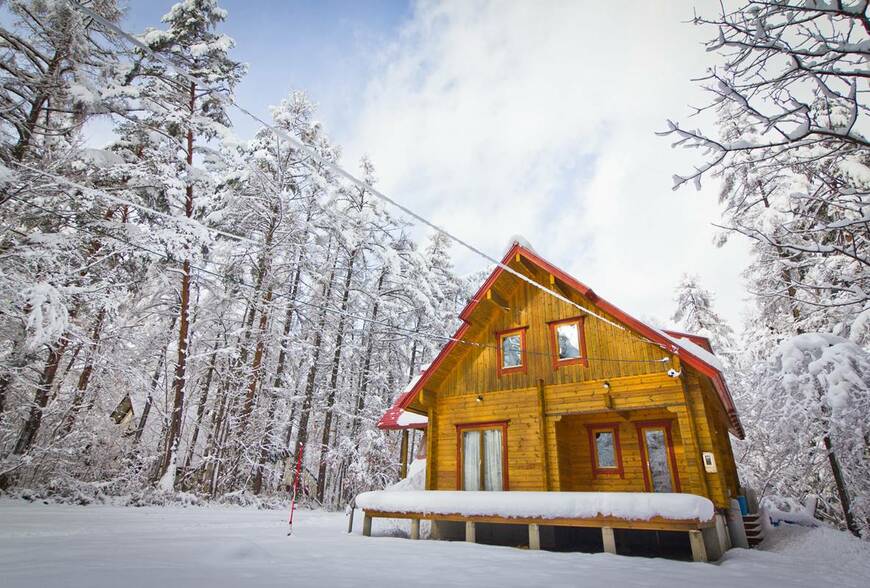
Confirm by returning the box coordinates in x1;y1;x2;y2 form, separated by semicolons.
634;420;681;493
455;420;510;490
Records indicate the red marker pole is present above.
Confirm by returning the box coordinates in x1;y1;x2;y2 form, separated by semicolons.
288;443;304;536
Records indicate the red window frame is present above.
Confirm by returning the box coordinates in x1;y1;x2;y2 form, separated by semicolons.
586;423;624;478
547;316;588;369
455;420;510;491
635;420;681;493
495;327;528;376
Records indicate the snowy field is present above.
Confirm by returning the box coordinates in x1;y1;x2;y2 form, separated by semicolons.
1;500;869;588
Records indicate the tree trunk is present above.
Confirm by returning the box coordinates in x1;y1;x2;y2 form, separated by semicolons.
54;342;83;400
0;373;9;417
293;256;337;464
154;81;196;486
13;337;69;454
183;338;220;469
234;215;276;402
252;283;302;492
62;307;106;434
11;52;63;162
133;316;176;446
202;383;229;491
408;314;422;377
274;244;308;449
824;435;860;537
209;397;236;497
350;270;386;440
339;271;385;504
316;247;359;503
251;391;278;495
239;286;273;430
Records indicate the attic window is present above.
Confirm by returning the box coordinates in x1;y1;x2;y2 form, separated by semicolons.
496;327;527;376
548;317;588;368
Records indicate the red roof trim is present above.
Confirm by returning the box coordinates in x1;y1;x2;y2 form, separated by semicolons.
380;243;744;439
375;405;427;430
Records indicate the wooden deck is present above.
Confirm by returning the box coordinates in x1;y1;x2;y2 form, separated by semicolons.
361;508;723;562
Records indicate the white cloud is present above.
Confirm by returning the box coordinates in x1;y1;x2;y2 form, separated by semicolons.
344;0;752;328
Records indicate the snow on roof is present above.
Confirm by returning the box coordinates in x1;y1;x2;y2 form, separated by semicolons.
505;234;536;254
378;365;431;430
356;490;715;523
659;330;725;372
396;411;428;427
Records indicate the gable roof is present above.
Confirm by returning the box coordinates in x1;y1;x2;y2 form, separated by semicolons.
378;242;744;439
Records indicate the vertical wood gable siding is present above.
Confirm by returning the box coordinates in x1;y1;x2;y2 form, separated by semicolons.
431;269;672;396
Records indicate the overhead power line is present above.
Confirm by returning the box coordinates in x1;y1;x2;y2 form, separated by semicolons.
9;196;672;367
67;0;663;347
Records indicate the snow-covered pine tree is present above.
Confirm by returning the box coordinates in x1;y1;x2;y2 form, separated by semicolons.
753;334;870;537
672;274;738;365
661;1;869;342
0;0;126;485
664;1;870;537
0;3;468;505
135;0;244;487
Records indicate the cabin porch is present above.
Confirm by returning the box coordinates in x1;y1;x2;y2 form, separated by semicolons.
355;490;728;562
551;409;686;496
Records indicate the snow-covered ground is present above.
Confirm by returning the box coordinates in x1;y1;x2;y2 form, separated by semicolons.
1;500;868;587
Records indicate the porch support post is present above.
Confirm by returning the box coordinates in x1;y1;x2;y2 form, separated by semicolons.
425;405;436;490
689;530;708;562
430;520;443;540
347;505;355;533
528;523;541;550
701;525;724;561
536;379;550;490
715;513;731;551
410;518;420;540
399;429;409;479
602;526;616;554
465;521;476;543
362;514;372;537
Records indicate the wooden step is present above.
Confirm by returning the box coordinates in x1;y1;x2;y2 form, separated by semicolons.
742;514;764;546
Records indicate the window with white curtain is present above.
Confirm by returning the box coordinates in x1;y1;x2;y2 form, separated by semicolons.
461;426;505;491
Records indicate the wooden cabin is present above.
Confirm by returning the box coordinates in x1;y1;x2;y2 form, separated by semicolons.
371;242;747;560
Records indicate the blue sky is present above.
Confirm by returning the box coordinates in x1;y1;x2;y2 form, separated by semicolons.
112;1;752;328
123;0;412;139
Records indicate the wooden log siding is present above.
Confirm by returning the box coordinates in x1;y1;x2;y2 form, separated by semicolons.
429;376;738;508
420;254;741;510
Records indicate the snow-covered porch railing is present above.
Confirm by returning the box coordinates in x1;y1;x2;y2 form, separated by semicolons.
355;490;725;562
